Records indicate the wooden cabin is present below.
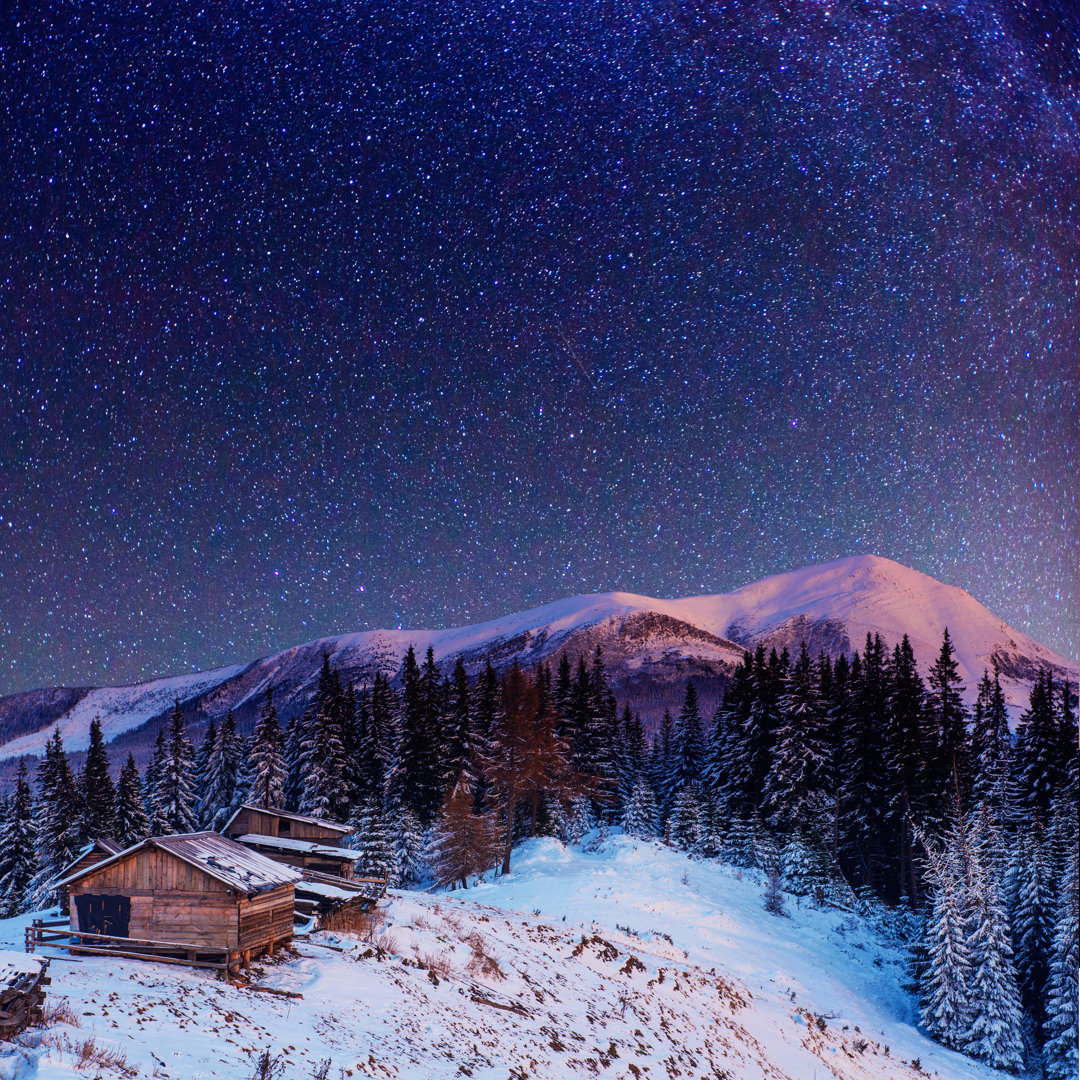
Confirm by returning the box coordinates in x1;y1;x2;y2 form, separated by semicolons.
53;838;122;910
220;804;352;845
56;832;300;970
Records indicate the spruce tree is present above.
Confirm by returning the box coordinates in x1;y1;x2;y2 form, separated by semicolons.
924;628;969;817
671;681;706;792
621;776;658;840
705;656;752;814
841;636;888;889
348;798;397;881
247;688;288;809
668;786;704;854
0;762;39;917
963;818;1025;1070
885;636;927;904
763;641;829;831
193;716;217;823
1014;670;1064;822
970;669;1011;814
1042;841;1079;1080
392;807;427;888
34;730;82;885
114;753;150;847
297;654;349;821
919;817;973;1049
79;716;117;843
203;710;245;828
649;708;676;820
397;646;443;826
144;727;168;832
157;699;199;834
1008;818;1053;1026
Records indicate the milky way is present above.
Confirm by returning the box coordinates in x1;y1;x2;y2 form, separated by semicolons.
1;0;1077;695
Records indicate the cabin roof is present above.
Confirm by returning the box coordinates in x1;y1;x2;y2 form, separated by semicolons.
220;804;352;835
57;832;301;895
235;834;361;860
50;837;124;889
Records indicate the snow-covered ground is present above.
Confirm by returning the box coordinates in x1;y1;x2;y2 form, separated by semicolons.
0;835;1000;1080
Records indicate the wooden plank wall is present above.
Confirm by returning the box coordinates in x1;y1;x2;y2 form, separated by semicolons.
237;885;294;951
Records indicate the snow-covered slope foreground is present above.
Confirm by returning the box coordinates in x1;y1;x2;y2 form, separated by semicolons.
1;836;999;1080
2;554;1073;765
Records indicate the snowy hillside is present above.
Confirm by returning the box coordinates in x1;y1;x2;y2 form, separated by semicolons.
1;554;1073;764
0;834;1001;1080
0;663;246;761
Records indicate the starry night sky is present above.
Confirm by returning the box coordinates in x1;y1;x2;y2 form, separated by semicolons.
1;0;1077;696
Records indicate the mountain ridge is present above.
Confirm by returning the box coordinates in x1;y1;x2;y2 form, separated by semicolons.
1;554;1074;767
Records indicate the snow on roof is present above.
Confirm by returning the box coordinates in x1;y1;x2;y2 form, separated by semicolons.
57;832;301;895
151;833;302;894
235;834;360;860
0;949;45;989
221;804;352;835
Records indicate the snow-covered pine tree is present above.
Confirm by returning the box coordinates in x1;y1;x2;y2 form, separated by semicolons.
79;716;117;843
668;785;704;854
157;699;199;834
114;753;150;847
143;727;167;831
247;688;287;809
203;710;246;829
924;628;969;819
1042;840;1079;1080
428;779;495;889
743;645;784;820
781;830;826;898
885;635;927;905
297;654;349;821
671;681;706;793
970;670;1012;815
919;817;973;1049
566;793;595;844
649;708;676;821
763;641;829;830
192;716;217;824
443;657;479;794
1008;818;1053;1026
841;636;888;890
704;657;752;815
0;762;38;917
621;776;658;840
392;806;428;888
33;730;82;887
963;816;1025;1070
1013;670;1065;823
347;798;397;881
395;646;443;826
586;647;620;819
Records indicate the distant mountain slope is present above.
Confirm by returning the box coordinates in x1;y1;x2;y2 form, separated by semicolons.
1;554;1074;766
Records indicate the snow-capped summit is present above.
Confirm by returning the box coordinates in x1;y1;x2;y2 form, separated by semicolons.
0;555;1072;764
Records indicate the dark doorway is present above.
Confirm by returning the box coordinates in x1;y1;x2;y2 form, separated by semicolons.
75;894;130;937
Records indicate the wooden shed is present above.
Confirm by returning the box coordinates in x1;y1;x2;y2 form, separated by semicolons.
53;838;122;910
54;832;300;970
232;833;361;879
220;804;352;845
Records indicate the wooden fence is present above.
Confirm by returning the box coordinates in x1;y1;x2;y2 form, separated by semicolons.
26;919;234;972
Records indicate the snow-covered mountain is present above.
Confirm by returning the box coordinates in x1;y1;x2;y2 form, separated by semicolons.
1;554;1073;765
0;833;1007;1079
